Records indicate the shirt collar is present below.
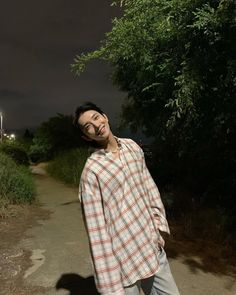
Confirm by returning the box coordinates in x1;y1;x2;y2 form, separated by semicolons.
90;136;122;156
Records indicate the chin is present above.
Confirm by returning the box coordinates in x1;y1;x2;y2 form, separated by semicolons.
97;132;110;142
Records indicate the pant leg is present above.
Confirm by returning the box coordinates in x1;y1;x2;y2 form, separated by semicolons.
124;281;141;295
141;248;180;295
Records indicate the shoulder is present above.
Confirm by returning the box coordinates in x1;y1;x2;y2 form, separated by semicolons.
81;156;99;175
119;137;143;152
81;151;106;180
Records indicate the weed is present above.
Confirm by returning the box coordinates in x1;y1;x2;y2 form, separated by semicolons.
0;152;36;208
46;148;89;186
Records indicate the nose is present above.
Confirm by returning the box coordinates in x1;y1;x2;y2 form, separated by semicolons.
93;121;100;129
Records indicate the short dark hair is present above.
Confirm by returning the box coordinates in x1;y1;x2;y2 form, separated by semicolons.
74;102;105;129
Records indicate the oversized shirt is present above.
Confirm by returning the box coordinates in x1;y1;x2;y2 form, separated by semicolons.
79;138;170;294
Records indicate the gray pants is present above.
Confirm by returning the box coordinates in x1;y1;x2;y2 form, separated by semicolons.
124;248;180;295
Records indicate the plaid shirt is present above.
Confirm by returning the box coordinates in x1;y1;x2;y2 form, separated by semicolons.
79;138;170;294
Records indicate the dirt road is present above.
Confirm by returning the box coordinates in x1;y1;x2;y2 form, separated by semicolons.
1;168;236;294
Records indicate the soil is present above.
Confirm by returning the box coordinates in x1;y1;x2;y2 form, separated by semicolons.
0;205;51;294
165;224;236;276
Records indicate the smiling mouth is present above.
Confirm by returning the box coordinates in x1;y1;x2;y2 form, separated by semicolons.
97;125;105;135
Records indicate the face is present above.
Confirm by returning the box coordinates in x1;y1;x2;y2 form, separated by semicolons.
78;110;111;142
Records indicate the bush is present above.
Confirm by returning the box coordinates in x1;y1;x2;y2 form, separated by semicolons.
46;148;89;186
0;152;35;204
0;141;29;165
29;114;85;163
29;137;52;163
162;184;236;244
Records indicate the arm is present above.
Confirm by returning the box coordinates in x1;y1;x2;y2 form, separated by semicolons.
79;169;124;294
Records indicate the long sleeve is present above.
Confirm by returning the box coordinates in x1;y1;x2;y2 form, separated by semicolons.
141;150;170;234
79;168;123;294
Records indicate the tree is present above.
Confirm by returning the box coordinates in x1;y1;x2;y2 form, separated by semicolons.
29;114;84;162
72;0;236;227
73;0;235;144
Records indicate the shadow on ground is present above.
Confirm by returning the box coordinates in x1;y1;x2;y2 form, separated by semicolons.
164;228;236;277
56;273;99;295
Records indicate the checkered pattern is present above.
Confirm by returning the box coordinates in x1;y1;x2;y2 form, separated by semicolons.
79;138;170;294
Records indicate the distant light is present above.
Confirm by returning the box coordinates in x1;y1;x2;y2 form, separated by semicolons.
10;134;15;139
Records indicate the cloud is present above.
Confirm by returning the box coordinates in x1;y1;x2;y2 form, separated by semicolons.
0;0;123;130
0;89;28;100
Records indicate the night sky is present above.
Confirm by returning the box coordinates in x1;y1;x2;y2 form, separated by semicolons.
0;0;123;132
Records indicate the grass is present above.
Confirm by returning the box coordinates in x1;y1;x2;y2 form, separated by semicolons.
0;152;36;211
46;148;89;186
159;187;236;275
0;141;29;165
0;198;11;218
165;220;236;276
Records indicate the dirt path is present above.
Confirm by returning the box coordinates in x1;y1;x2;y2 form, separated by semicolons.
1;168;236;294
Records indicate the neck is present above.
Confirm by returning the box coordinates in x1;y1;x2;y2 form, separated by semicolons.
99;133;118;151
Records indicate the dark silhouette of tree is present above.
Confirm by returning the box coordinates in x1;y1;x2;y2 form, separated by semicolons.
23;129;34;140
29;114;84;162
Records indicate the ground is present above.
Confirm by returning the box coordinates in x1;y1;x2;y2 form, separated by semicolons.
0;164;236;295
0;204;51;294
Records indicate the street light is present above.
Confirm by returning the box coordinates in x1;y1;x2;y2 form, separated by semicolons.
10;134;15;140
0;112;3;143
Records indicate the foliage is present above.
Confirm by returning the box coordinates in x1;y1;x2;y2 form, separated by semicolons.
0;152;36;204
29;130;52;162
46;148;89;186
73;0;235;141
0;141;29;165
72;0;236;238
16;129;34;153
29;114;85;162
72;0;236;190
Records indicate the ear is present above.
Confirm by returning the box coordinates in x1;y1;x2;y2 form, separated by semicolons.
81;135;93;142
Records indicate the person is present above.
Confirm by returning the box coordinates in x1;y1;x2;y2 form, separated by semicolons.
74;102;180;295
